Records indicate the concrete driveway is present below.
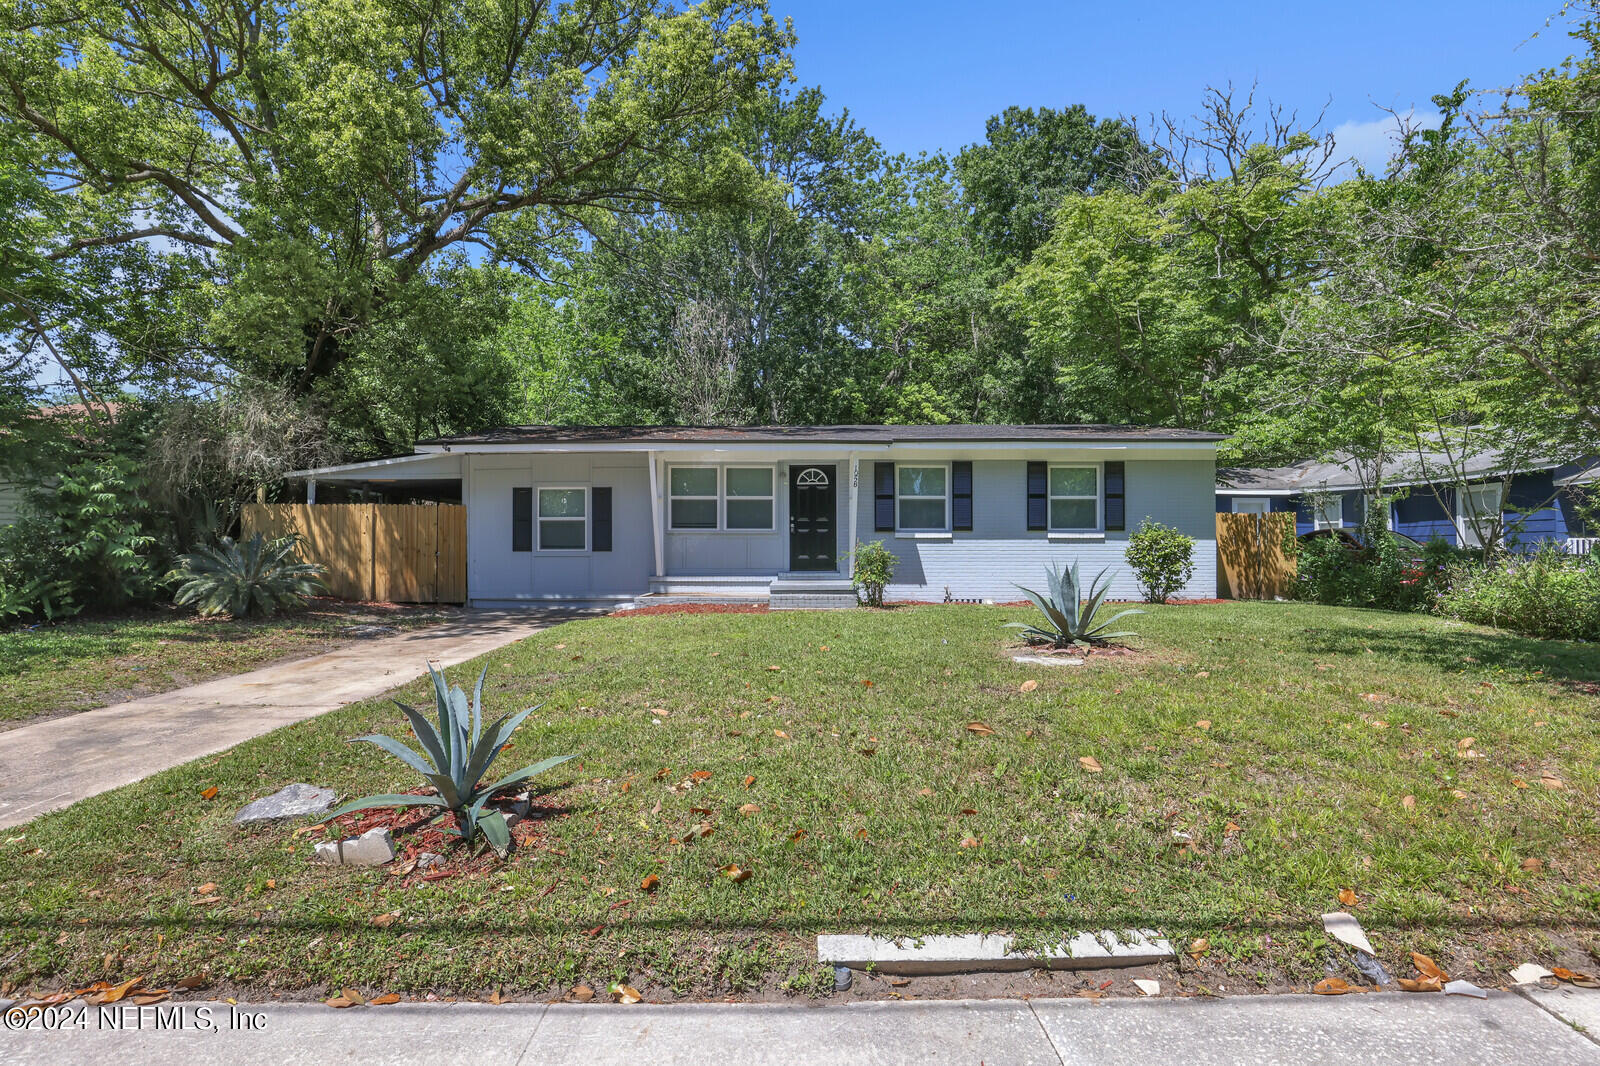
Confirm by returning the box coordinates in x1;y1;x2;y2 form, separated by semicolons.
0;608;588;829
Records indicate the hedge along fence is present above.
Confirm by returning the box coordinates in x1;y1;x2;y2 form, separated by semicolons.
1216;513;1297;600
241;503;467;604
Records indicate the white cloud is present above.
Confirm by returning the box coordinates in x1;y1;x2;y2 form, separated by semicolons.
1329;110;1443;178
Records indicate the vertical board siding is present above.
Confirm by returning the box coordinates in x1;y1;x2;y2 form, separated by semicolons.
1215;513;1297;599
242;503;466;604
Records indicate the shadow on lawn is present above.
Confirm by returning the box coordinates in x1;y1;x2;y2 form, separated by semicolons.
1293;620;1600;687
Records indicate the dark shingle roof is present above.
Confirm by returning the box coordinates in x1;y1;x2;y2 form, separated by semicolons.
419;424;1225;446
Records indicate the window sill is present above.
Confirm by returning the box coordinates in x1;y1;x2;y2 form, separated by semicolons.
1047;532;1105;541
894;531;953;540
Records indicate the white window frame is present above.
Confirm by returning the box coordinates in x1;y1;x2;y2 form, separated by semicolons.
536;485;589;552
666;464;779;532
722;465;777;532
895;462;951;532
1456;483;1503;549
1047;463;1102;532
1312;496;1344;530
1362;493;1392;530
1233;497;1270;516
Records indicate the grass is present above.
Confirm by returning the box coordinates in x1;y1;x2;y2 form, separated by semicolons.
0;600;457;728
1;602;1597;1000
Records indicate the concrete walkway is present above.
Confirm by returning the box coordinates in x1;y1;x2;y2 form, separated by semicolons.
0;609;583;829
1;989;1596;1064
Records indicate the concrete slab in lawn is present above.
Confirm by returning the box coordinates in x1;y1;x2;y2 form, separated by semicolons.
818;929;1173;974
1521;983;1600;1038
1031;990;1599;1065
0;608;585;829
532;1000;1063;1065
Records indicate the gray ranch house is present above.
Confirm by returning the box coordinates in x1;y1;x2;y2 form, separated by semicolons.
289;425;1223;608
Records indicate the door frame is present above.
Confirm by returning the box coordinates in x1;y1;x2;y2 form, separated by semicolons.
788;464;837;572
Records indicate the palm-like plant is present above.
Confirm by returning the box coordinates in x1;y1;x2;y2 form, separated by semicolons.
1007;560;1144;648
168;533;325;618
329;664;574;856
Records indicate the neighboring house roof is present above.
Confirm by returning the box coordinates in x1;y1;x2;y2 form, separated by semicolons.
418;424;1225;446
1218;448;1579;495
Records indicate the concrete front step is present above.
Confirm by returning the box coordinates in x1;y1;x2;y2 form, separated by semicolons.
769;577;858;610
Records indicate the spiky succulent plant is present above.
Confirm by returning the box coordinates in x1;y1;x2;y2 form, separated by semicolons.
169;533;324;618
328;664;574;855
1007;560;1143;648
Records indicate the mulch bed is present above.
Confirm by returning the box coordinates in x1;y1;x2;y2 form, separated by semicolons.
323;787;564;886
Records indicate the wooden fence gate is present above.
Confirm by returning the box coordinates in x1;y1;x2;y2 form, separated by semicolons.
1216;513;1297;600
241;503;467;604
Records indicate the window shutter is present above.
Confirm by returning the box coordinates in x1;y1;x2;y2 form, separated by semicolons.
951;461;973;531
874;462;895;531
511;488;532;552
592;487;612;551
1103;461;1126;531
1026;462;1047;531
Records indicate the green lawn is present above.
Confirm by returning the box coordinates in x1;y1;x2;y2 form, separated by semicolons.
0;600;456;727
2;602;1597;1000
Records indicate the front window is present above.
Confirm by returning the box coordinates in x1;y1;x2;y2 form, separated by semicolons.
1049;466;1099;530
669;467;718;530
538;488;587;550
724;467;775;530
897;465;948;530
1313;497;1343;530
1457;484;1503;548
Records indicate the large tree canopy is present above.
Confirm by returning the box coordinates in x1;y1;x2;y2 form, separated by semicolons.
1;0;794;398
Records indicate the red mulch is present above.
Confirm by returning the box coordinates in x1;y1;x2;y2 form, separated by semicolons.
612;603;770;617
323;787;564;886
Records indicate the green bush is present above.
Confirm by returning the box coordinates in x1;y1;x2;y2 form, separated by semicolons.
1292;494;1461;613
1124;520;1196;603
1436;545;1600;642
850;540;897;607
168;532;326;618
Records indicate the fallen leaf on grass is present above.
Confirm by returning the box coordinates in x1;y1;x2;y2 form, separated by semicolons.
1398;977;1443;993
1412;953;1449;982
369;993;401;1006
641;874;660;893
766;665;781;672
1078;756;1103;773
1511;779;1529;789
172;975;208;991
1338;888;1359;907
1188;938;1210;958
690;770;712;782
200;786;219;800
192;896;222;906
1224;821;1241;834
1540;776;1564;790
195;882;218;895
611;983;642;1004
966;722;995;736
1195;720;1211;731
1521;857;1544;872
739;803;760;815
720;864;752;882
742;775;755;789
773;730;789;739
82;977;144;1006
370;913;396;928
571;984;595;1002
1401;795;1416;809
1553;968;1600;987
789;828;807;842
959;834;980;848
1019;680;1038;693
1312;977;1367;995
862;679;873;688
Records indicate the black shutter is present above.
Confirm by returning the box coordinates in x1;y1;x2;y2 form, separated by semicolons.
1103;461;1126;531
1026;462;1047;531
952;461;973;531
512;488;533;552
592;486;612;551
874;462;896;531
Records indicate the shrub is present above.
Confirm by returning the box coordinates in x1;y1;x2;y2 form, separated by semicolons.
1125;520;1196;603
168;533;326;618
1007;560;1143;647
1436;545;1600;642
851;539;897;607
1292;493;1461;613
330;664;576;855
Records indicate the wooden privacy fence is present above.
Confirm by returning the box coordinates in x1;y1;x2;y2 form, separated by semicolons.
1216;513;1297;600
242;503;466;604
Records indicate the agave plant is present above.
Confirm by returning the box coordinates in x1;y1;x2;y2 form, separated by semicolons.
168;533;325;618
1007;560;1144;648
329;664;575;856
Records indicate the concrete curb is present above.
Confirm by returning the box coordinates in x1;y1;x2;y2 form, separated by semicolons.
817;929;1174;974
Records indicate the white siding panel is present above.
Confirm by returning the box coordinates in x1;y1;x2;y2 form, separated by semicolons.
0;481;22;527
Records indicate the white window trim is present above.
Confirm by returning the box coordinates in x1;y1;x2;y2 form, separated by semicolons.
1362;493;1392;531
1047;463;1102;532
1312;497;1344;530
667;464;779;533
1456;483;1503;547
722;464;777;532
895;462;951;532
536;485;589;552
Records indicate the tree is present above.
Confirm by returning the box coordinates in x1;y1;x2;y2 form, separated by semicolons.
1;0;795;413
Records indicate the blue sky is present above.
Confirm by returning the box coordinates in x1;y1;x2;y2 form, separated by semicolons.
773;1;1577;169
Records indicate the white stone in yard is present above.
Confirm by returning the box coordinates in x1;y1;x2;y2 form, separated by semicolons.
313;827;396;866
1321;912;1375;957
1011;655;1085;667
1511;963;1555;985
233;784;336;826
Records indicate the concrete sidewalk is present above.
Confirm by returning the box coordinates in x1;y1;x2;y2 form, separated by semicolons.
1;990;1596;1065
0;609;583;829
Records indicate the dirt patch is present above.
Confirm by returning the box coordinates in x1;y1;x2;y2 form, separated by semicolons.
613;603;770;617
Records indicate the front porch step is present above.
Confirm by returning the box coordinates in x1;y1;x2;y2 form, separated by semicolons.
769;576;858;610
647;574;772;597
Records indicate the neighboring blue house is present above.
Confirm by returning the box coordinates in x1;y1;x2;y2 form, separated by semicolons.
1217;451;1598;554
